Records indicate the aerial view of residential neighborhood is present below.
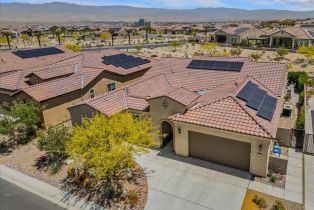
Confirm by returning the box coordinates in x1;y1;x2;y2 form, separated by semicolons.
0;0;314;210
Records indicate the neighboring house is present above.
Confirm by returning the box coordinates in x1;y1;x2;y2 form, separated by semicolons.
268;27;314;49
0;47;152;126
68;56;287;177
213;27;268;45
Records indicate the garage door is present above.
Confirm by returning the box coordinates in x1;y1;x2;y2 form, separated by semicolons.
189;131;251;171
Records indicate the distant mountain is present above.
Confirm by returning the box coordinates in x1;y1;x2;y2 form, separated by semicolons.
0;2;314;23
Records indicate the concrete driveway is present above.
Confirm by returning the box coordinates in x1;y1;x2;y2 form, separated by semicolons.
136;144;251;210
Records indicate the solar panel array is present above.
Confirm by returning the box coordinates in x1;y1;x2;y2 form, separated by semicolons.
232;27;250;35
102;53;151;69
13;47;64;59
237;82;278;121
187;60;244;72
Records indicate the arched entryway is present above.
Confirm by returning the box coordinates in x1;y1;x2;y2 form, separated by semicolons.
160;120;174;147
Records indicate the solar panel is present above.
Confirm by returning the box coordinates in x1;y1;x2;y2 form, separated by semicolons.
246;88;267;110
13;47;64;59
102;53;151;69
233;28;250;35
187;60;244;72
236;82;258;101
257;95;277;121
310;31;314;38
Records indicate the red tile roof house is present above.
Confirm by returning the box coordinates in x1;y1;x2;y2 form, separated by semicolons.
68;56;288;177
0;47;152;126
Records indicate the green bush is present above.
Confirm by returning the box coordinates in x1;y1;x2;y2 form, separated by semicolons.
271;200;285;210
277;47;289;58
296;104;305;129
0;100;42;143
38;125;71;160
253;195;268;208
250;52;262;61
230;47;242;56
288;71;308;93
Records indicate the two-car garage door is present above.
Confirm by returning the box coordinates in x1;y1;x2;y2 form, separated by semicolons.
188;131;251;171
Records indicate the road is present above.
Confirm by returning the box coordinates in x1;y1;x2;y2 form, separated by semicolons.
83;42;172;51
0;178;65;210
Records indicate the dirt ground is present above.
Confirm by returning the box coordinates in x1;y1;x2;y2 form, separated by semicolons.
0;139;69;187
241;189;302;210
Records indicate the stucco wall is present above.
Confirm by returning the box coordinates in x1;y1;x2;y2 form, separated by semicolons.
147;97;187;124
14;70;146;126
0;90;14;104
173;121;271;177
276;127;291;147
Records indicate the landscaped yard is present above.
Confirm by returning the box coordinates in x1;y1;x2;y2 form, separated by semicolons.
241;189;302;210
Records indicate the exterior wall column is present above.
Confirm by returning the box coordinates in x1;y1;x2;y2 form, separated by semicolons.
269;36;272;48
292;39;295;49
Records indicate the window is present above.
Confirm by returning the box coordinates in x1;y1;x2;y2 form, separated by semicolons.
231;37;237;43
107;82;116;91
89;89;95;98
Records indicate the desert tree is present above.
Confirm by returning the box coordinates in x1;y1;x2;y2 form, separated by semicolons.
1;31;13;49
108;28;117;46
125;28;134;45
33;30;44;47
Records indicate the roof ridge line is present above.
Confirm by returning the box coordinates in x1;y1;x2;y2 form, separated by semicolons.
231;95;272;138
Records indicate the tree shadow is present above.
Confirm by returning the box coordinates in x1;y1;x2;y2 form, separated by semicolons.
0;136;16;155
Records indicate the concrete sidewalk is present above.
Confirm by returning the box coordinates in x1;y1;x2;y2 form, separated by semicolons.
248;148;303;204
304;154;314;210
0;164;105;210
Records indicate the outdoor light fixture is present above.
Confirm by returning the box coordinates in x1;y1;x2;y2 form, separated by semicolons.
177;127;181;134
258;144;263;155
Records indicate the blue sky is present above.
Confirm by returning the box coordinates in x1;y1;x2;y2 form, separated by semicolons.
2;0;314;10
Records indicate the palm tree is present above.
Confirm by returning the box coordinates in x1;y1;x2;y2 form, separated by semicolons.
125;28;134;45
55;27;65;45
108;28;117;46
33;30;43;47
49;25;58;38
144;26;153;43
1;32;13;49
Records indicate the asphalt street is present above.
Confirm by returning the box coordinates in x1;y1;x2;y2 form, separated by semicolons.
0;178;65;210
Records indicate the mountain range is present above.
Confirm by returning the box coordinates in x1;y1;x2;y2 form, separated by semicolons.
1;2;314;23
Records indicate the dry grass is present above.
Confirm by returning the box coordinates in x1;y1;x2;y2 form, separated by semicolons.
241;189;302;210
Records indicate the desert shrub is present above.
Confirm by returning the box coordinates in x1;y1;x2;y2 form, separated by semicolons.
0;100;42;143
271;200;285;210
37;125;71;174
296;104;305;129
253;195;268;208
230;47;242;56
64;43;81;52
125;188;141;207
250;52;262;61
151;54;158;57
277;47;289;58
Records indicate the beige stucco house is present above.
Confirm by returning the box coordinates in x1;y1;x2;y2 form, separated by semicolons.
68;56;287;177
0;47;152;126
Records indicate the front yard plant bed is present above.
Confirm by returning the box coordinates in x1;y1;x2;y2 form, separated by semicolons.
0;140;148;209
241;189;302;210
254;170;286;189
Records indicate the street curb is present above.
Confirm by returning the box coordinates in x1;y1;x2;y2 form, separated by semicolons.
0;164;105;210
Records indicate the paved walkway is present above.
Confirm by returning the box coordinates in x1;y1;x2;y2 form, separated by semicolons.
304;154;314;210
248;148;303;204
136;145;251;210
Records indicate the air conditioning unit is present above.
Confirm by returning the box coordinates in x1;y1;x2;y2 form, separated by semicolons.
282;103;292;117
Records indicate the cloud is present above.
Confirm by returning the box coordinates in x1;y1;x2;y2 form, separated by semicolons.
253;0;314;10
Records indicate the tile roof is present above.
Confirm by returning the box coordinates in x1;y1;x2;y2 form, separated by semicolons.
271;27;314;40
0;46;80;75
16;68;102;102
83;88;149;116
76;56;287;139
170;78;284;138
82;49;153;76
142;57;286;97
